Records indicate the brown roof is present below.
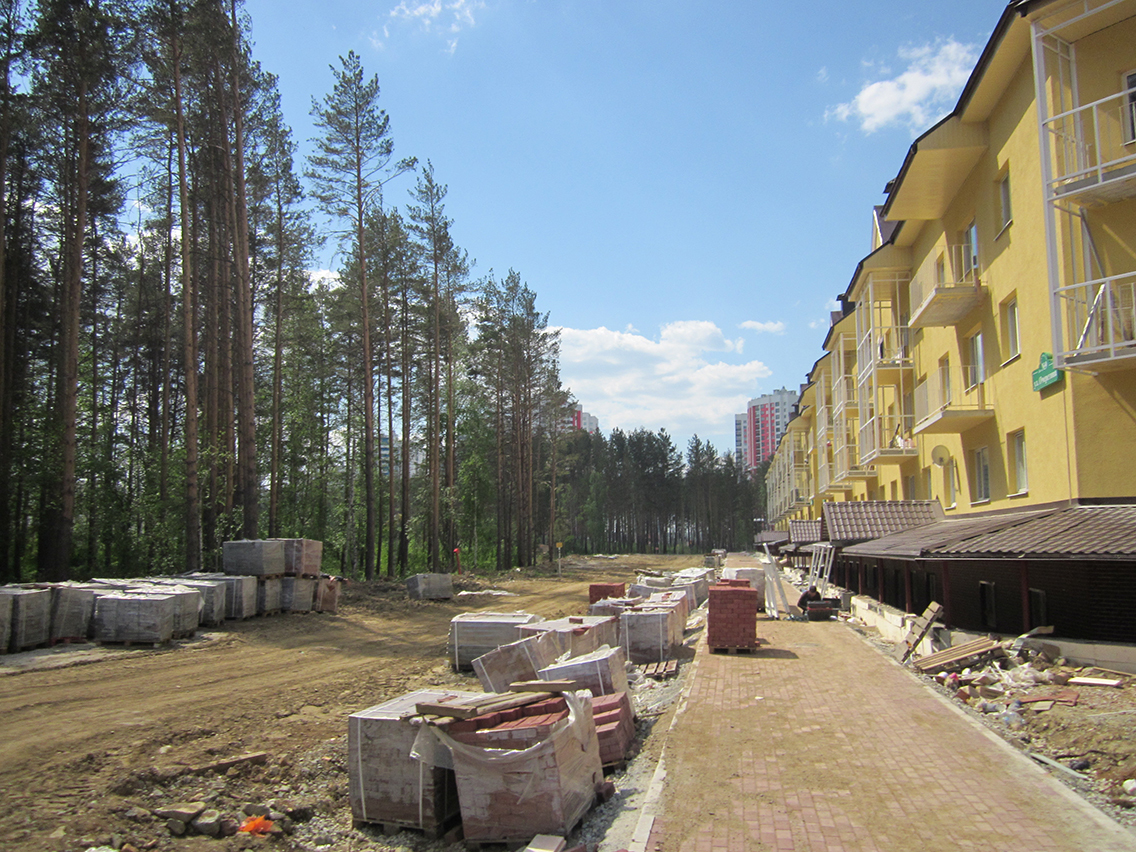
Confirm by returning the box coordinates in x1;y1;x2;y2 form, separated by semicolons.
929;504;1136;559
841;507;1057;558
788;520;822;543
822;500;945;543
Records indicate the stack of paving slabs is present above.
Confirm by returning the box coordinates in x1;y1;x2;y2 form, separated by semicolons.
448;612;544;671
588;582;626;605
128;584;202;637
222;539;286;576
47;583;98;642
348;689;480;835
647;589;692;620
473;631;563;694
151;577;228;626
538;644;630;697
313;576;340;613
0;591;11;652
587;597;645;641
274;538;322;576
422;690;603;844
590;690;636;766
0;587;51;651
281;577;315;612
518;615;618;659
257;577;283;614
93;593;175;644
619;602;683;664
707;583;758;650
406;572;454;600
720;566;766;600
192;573;257;619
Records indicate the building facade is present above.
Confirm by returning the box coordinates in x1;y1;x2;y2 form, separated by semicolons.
766;0;1136;528
736;387;796;475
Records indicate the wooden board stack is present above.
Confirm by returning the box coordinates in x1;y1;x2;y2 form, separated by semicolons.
348;689;480;834
0;588;50;651
538;644;630;697
406;573;454;601
518;615;618;659
472;631;562;694
448;612;544;671
93;593;174;644
222;539;285;576
281;577;315;612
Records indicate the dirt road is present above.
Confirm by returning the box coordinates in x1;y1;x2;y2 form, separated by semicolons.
0;556;685;852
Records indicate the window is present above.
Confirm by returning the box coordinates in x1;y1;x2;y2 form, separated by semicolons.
1010;430;1028;494
962;219;979;280
1126;70;1136;144
935;253;946;285
980;581;997;629
966;331;985;388
939;355;952;405
999;172;1012;230
973;446;991;503
944;458;957;508
1002;297;1020;362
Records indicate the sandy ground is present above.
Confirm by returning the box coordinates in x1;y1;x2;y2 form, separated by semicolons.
1;553;1133;852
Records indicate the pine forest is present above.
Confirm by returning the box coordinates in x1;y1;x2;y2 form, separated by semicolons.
0;0;762;584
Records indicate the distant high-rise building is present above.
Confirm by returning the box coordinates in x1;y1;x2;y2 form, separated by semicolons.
570;403;599;434
735;387;796;474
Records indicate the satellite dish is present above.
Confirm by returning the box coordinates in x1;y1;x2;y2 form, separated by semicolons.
931;445;951;467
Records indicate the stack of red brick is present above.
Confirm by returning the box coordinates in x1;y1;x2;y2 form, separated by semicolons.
707;583;758;650
589;582;626;605
448;695;569;747
591;691;636;766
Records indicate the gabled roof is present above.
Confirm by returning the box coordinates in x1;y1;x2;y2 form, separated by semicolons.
822;500;945;544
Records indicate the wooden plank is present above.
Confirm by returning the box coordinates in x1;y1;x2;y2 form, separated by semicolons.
189;752;268;775
509;680;578;693
894;602;943;663
911;637;1000;672
1067;676;1123;687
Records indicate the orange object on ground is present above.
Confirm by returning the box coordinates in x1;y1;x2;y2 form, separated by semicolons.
238;815;273;835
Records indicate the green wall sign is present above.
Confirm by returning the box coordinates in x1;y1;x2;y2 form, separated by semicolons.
1032;352;1063;392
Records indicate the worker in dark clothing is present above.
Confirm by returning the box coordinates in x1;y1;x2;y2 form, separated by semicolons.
797;585;821;612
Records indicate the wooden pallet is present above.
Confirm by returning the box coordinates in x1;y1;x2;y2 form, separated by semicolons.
911;637;1003;673
894;602;943;663
709;645;758;655
641;660;679;679
355;815;462;843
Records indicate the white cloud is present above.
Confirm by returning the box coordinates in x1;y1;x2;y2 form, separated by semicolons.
740;320;786;335
827;40;980;135
816;66;828;85
556;322;772;452
389;0;484;50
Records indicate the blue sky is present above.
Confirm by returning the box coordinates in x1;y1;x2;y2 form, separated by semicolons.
244;0;1006;456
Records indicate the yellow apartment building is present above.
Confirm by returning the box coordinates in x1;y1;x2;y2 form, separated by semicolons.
766;0;1136;529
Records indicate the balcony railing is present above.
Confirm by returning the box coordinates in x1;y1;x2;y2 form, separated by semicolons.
859;413;917;464
857;324;912;382
914;365;996;433
833;376;858;412
833;428;874;481
1044;89;1136;205
909;244;985;329
1055;272;1136;369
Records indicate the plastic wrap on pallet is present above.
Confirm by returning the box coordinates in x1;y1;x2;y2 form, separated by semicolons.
281;577;315;612
411;691;603;843
472;630;562;694
257;577;282;614
49;583;97;642
518;615;618;660
0;587;51;651
155;577;228;626
130;585;202;635
314;576;340;613
348;689;481;830
619;604;682;664
447;612;544;671
0;592;11;653
94;593;175;644
406;573;454;600
538;644;630;697
272;538;322;576
222;539;285;576
191;573;257;619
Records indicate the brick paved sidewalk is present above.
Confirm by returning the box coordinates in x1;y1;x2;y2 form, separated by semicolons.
637;612;1136;852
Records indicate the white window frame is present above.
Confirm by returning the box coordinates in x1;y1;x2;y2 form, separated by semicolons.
1010;430;1028;495
966;331;985;389
1003;297;1020;363
972;446;991;504
944;458;957;509
1125;70;1136;145
962;220;979;280
997;170;1012;234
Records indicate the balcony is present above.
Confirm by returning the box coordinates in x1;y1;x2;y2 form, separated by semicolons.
817;456;853;493
1044;89;1136;207
909;244;986;329
859;413;918;465
857;324;912;385
833;425;875;482
833;375;858;413
1056;272;1136;370
913;366;996;434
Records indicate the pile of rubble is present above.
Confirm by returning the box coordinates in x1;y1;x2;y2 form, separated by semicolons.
0;538;338;652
